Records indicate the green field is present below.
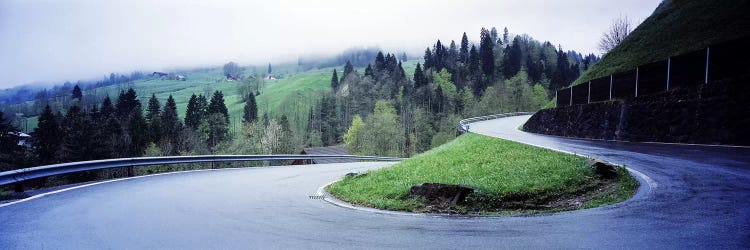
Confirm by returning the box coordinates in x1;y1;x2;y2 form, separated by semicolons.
328;133;638;213
575;1;750;85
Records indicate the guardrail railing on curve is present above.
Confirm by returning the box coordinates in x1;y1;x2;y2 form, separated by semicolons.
0;154;403;192
457;112;535;134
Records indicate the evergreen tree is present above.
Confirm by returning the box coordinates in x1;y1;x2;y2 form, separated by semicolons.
468;45;482;95
343;60;354;79
331;69;339;90
423;48;433;69
243;94;258;124
413;63;427;89
490;27;499;42
128;105;149;156
115;88;140;121
184;94;202;130
479;27;496;78
268;63;272;74
61;105;96;162
145;94;162;142
374;52;386;71
503;36;523;79
33;105;61;164
550;47;571;92
100;95;115;118
459;32;469;63
208;91;229;123
71;85;83;100
364;64;374;77
161;95;181;142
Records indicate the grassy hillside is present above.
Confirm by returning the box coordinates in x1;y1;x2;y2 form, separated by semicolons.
575;0;750;85
12;60;422;133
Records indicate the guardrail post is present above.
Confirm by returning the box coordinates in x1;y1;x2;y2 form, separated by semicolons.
666;57;671;91
609;74;613;100
705;47;710;84
635;67;639;97
14;182;24;193
127;166;134;177
587;81;591;104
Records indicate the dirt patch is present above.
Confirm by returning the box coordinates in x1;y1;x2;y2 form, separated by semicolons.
411;178;620;215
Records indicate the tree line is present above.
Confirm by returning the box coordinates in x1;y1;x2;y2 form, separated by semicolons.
305;27;598;157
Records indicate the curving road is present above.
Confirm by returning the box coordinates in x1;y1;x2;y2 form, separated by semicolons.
1;115;750;248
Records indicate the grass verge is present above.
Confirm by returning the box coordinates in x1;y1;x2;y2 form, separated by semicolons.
327;133;638;214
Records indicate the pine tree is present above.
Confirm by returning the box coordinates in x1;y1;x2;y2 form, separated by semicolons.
243;94;258;124
208;91;229;123
459;32;469;63
33;105;61;164
374;52;386;71
128;105;149;156
468;45;482;95
100;95;115;118
184;94;201;130
145;94;162;142
423;48;433;69
550;47;571;91
268;63;272;74
61;105;95;162
479;27;496;78
364;64;374;77
343;60;354;79
161;95;181;142
71;85;83;100
503;36;523;79
413;63;427;89
115;88;140;121
331;69;339;90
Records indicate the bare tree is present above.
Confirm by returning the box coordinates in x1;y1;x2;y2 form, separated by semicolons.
599;16;633;54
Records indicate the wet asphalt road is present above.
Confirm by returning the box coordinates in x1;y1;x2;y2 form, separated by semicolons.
1;115;749;249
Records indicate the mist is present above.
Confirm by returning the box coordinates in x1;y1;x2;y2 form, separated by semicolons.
0;0;660;89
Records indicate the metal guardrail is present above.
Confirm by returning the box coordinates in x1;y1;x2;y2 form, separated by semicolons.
0;154;403;188
457;112;534;133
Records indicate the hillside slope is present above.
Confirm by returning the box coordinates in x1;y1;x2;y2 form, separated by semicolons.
575;0;750;85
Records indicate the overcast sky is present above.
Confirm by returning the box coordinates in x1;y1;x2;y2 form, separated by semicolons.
0;0;661;89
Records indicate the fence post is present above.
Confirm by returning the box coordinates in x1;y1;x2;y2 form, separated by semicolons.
555;90;558;107
635;67;639;97
705;47;710;84
609;74;613;100
666;57;671;91
569;87;573;106
587;81;591;104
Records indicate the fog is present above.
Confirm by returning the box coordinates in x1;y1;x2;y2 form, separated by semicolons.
0;0;660;89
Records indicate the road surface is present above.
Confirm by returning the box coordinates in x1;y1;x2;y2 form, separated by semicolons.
1;115;749;248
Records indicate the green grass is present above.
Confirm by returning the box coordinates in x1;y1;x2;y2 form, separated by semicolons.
575;0;750;85
328;133;638;212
